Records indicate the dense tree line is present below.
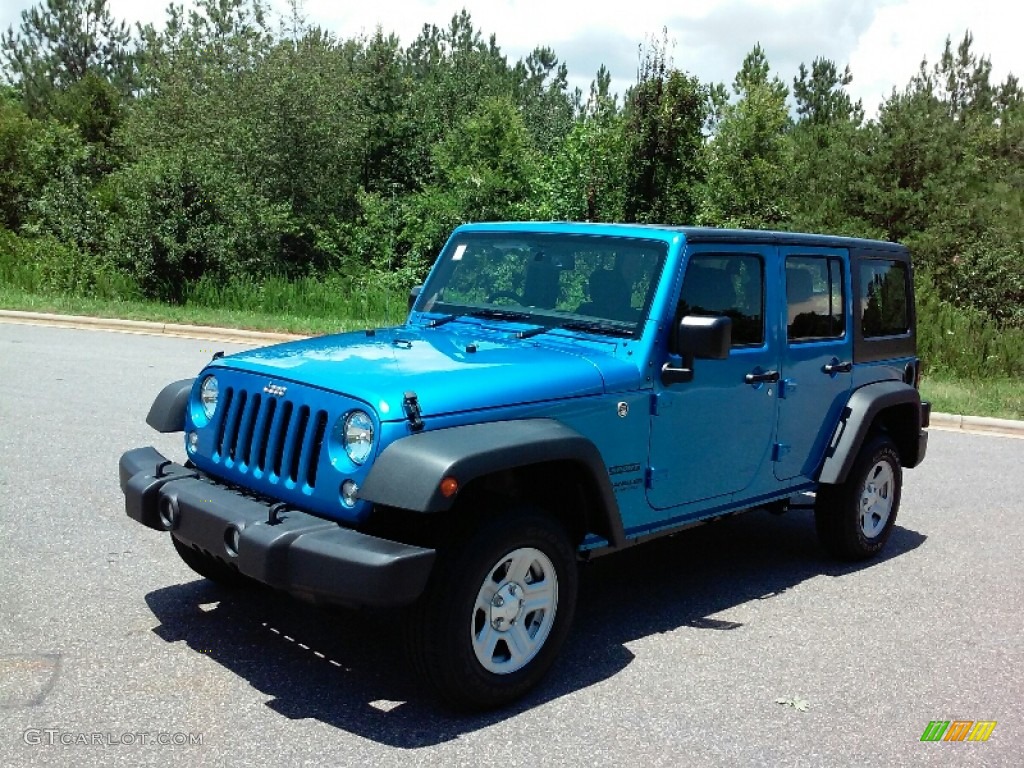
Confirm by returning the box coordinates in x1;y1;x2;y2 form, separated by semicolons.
1;0;1021;330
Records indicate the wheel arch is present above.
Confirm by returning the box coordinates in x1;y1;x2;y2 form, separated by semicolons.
146;378;194;433
817;380;924;485
359;419;626;548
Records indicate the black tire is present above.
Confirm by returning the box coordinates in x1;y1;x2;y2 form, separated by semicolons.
405;509;578;710
815;434;902;560
171;535;254;588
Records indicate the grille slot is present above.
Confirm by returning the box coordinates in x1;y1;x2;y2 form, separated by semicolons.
211;386;327;489
220;389;246;462
255;397;276;471
270;401;293;479
214;387;235;456
306;412;328;488
236;393;260;467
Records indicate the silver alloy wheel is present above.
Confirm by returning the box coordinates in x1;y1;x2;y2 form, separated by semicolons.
859;459;895;538
471;547;558;675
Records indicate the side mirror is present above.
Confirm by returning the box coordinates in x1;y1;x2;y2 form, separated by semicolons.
408;285;423;312
662;315;731;385
679;315;731;360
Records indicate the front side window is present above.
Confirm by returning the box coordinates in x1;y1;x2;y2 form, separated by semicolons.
679;253;764;347
786;256;845;341
860;260;909;338
416;233;666;337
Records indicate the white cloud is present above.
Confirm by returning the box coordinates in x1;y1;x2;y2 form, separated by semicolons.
849;0;1021;111
2;0;1020;116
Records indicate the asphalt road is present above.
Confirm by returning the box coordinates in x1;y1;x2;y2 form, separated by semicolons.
1;322;1021;768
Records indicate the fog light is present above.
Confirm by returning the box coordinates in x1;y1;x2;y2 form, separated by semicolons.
341;480;359;508
187;431;199;452
224;525;240;557
158;496;179;530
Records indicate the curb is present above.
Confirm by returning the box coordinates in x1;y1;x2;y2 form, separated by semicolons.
2;308;1022;437
0;309;305;343
927;412;1024;437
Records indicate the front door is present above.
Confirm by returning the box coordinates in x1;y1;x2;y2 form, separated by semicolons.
774;247;853;480
647;245;779;511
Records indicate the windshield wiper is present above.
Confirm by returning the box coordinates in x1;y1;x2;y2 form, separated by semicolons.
468;308;535;322
557;319;633;338
515;325;550;339
426;314;457;328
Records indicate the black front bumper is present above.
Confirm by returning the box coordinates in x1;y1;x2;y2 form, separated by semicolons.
119;447;435;607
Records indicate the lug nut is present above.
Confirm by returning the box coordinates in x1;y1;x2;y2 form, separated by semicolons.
493;596;504;607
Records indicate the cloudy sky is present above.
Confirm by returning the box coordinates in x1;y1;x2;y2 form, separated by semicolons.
2;0;1020;116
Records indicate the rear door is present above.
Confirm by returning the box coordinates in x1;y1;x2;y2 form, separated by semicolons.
774;246;853;480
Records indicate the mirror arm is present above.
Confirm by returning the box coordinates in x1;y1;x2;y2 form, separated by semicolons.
660;353;694;386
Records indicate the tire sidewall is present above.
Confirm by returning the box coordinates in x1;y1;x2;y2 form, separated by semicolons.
848;437;902;556
417;511;578;709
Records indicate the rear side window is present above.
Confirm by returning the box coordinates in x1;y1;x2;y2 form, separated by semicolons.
680;253;764;347
860;260;909;338
786;256;845;341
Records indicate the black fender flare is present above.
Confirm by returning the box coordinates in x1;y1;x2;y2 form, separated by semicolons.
359;419;625;548
146;379;194;433
818;380;924;485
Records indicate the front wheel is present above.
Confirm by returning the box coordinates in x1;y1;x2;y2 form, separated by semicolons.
815;434;902;560
405;510;577;710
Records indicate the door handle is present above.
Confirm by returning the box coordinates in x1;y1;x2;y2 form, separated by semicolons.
822;360;853;374
744;369;780;384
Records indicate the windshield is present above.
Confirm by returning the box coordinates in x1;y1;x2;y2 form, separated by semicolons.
415;232;667;337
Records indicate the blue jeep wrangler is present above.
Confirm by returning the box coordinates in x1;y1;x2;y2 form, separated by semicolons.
120;222;929;709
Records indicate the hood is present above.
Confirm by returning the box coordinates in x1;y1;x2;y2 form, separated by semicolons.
213;324;641;420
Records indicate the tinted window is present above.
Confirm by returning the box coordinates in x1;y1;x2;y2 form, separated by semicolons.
786;256;845;341
860;260;909;337
680;253;764;346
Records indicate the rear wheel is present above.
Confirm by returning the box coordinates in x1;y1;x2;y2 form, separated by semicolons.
405;509;577;710
171;535;254;587
815;434;902;560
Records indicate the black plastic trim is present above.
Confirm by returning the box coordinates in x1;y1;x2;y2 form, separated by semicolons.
359;419;626;548
817;381;924;484
145;379;194;433
120;448;435;607
852;250;917;364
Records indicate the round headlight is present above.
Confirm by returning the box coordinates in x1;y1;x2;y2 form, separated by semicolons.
342;410;374;465
200;375;219;419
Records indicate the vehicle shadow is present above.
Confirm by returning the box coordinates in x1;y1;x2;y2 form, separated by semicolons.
144;508;925;747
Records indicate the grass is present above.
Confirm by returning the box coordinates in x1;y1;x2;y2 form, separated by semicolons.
0;284;403;336
919;376;1024;421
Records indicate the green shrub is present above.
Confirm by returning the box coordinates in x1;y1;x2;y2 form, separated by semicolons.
104;152;291;303
916;274;1024;379
184;270;410;328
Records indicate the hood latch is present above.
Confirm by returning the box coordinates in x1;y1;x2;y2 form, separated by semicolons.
403;391;424;432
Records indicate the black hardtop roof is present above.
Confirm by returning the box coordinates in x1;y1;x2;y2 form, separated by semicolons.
458;221;909;256
644;225;909;254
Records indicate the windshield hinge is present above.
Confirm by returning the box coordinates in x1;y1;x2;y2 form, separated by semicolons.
403;391;424;432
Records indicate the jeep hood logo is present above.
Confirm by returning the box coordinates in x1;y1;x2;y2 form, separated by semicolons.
263;383;287;396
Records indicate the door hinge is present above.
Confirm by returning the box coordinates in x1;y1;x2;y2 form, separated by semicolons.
645;467;667;488
779;378;797;399
650;392;673;415
772;443;791;462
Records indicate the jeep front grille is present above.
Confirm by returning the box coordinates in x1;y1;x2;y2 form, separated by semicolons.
213;386;329;489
